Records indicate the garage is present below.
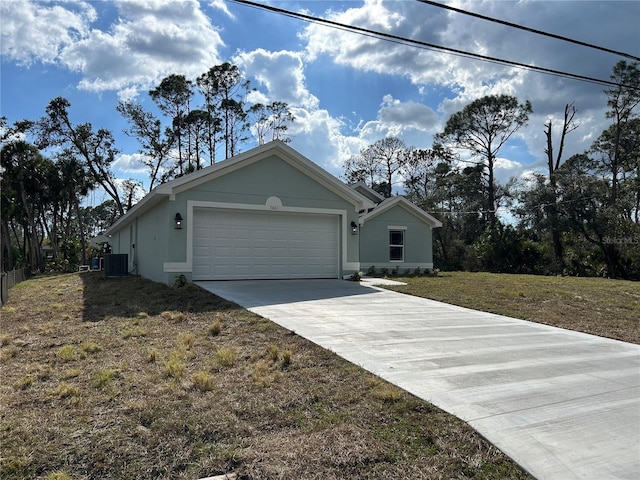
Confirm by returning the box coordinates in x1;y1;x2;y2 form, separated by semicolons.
192;207;340;280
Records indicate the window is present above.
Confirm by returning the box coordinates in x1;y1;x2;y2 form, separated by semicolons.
389;229;404;261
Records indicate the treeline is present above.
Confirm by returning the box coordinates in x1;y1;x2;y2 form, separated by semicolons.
2;60;637;278
345;61;639;279
1;62;295;272
118;62;294;190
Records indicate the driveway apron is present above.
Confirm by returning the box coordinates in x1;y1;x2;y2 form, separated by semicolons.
196;279;640;480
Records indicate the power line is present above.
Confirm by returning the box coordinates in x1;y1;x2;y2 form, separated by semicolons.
416;0;640;62
426;194;602;217
229;0;639;91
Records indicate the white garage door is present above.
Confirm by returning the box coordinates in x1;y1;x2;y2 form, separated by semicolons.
192;208;339;280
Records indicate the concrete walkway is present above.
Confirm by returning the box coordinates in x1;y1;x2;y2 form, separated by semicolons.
196;279;640;480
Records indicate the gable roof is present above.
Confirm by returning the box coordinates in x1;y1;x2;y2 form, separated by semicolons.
105;140;374;235
349;181;385;203
358;196;443;228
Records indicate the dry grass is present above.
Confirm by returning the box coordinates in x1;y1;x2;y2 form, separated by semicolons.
388;272;640;344
0;272;532;479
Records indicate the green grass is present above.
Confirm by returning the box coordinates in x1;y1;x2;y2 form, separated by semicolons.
0;271;532;479
387;272;640;344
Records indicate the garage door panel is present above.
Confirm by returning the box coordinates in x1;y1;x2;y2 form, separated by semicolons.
192;208;339;280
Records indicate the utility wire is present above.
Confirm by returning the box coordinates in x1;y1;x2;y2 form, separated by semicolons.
416;0;640;62
230;0;639;91
426;194;601;216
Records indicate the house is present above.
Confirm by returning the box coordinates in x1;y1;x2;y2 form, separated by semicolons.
104;141;441;284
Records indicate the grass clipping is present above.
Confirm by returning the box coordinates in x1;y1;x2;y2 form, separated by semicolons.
0;272;531;479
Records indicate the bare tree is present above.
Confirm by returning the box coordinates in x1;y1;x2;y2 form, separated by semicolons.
545;102;578;273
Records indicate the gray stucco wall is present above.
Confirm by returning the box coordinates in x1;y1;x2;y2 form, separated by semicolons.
110;153;362;284
109;201;173;284
170;154;361;267
359;204;434;271
135;202;170;283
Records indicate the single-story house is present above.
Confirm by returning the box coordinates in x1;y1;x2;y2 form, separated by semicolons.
104;140;441;284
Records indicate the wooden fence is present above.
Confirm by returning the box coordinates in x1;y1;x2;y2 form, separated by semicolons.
0;268;31;307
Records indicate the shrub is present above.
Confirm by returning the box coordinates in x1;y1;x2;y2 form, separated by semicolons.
366;265;377;276
349;271;362;281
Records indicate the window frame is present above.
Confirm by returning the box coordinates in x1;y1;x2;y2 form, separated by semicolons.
388;227;406;262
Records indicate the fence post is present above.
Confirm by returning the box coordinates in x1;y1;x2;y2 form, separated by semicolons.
0;268;31;307
0;272;7;307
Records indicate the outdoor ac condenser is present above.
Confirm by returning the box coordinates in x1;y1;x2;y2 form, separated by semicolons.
103;254;128;278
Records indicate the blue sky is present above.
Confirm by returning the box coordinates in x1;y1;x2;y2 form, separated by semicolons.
2;0;639;206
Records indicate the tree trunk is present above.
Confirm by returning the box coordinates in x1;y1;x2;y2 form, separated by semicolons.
487;153;496;226
73;198;87;265
1;220;13;271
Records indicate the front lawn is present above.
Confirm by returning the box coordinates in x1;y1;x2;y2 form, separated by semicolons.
0;272;531;480
387;272;639;344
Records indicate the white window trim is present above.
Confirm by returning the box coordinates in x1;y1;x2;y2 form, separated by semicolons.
389;227;406;263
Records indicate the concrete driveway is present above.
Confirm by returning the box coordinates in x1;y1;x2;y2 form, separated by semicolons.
196;279;640;480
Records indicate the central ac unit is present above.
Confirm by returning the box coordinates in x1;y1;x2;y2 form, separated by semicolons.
104;254;128;278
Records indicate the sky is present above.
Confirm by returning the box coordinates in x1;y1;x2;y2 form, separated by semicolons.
1;0;639;207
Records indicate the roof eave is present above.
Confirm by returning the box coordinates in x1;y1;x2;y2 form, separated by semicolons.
359;196;442;228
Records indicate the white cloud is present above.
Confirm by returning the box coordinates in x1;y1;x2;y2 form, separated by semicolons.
235;49;319;109
208;0;234;19
112;152;149;175
288;107;350;176
2;0;224;98
0;0;96;65
62;0;224;97
300;0;637;173
359;95;439;142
